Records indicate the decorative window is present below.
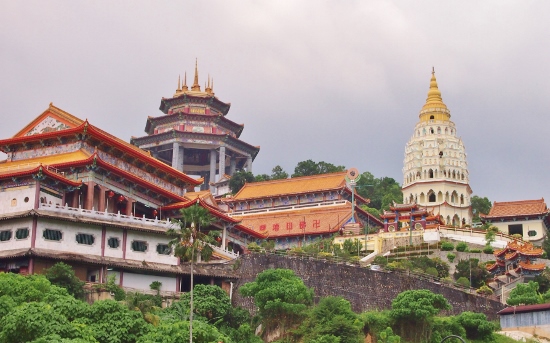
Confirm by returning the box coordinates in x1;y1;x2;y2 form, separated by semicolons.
76;233;95;245
156;244;171;255
528;230;537;237
24;197;29;203
108;237;120;249
16;228;29;240
43;229;62;241
415;223;423;230
131;240;148;252
388;225;395;232
0;230;12;241
11;199;16;207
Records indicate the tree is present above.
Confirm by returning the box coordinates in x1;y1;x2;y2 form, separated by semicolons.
390;289;451;343
240;269;313;340
298;296;363;343
178;284;232;323
44;262;85;299
356;172;402;211
507;281;542;306
471;195;491;222
455;311;495;341
254;174;271;182
453;258;489;288
270;165;289;180
167;204;216;343
228;170;254;194
292;160;345;177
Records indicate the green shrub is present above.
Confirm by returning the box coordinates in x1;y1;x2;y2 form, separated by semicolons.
425;267;439;277
469;249;482;253
483;246;494;254
456;277;470;288
317;252;333;259
247;242;262;252
477;285;494;296
455;242;468;252
441;242;454;251
447;253;456;263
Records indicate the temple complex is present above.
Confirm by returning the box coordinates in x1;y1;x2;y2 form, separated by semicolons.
223;172;383;249
379;202;443;232
130;61;260;191
0;104;243;294
402;70;472;226
480;199;549;244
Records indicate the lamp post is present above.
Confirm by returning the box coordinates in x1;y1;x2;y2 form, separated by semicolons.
440;335;466;343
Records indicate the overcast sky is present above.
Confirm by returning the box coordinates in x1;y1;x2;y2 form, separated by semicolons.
1;1;549;204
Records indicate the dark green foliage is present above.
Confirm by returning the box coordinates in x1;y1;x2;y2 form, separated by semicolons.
409;256;450;278
297;296;363;343
229;170;254;194
136;320;230;343
378;327;401;343
425;267;438;277
441;242;454;251
447;253;456;263
534;268;550;293
483;246;494;254
292;160;345;177
361;310;393;339
429;316;466;343
456;277;470;288
240;268;313;339
270;165;289;180
471;195;492;222
179;284;232;322
453;258;489;288
455;311;495;341
44;262;85;299
355;172;402;211
455;242;468;252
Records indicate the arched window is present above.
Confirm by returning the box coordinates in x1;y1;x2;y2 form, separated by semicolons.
437;191;443;202
445;192;450;202
423;128;426;135
445;127;448;134
461;173;465;180
437;127;441;134
428;169;434;178
428;192;436;203
430;115;434;120
419;193;425;203
430;128;434;134
409;194;414;203
460;194;464;205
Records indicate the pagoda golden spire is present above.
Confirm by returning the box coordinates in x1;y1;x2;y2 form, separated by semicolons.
205;74;213;94
176;75;181;92
191;59;201;91
419;68;451;122
182;72;188;91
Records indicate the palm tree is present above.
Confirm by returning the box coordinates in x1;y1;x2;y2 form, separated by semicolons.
167;203;218;343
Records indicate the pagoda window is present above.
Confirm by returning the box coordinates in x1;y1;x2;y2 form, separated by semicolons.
445;192;449;202
76;233;95;245
409;194;414;203
437;192;443;202
422;128;426;135
430;128;434;134
460;194;464;205
461;173;465;180
428;191;436;203
446;216;451;225
43;229;62;241
131;240;148;252
430;115;434;120
437;127;441;134
108;237;120;249
419;193;425;203
15;228;29;240
428;169;434;178
445;127;448;134
0;230;12;242
156;244;171;255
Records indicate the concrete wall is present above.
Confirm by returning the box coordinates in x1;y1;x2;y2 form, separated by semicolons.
232;254;505;319
0;217;33;249
125;231;178;265
35;218;102;256
491;219;546;242
107;270;177;292
0;185;35;214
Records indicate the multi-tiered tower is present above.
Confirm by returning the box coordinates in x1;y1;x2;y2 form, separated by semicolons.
402;70;472;226
131;61;260;191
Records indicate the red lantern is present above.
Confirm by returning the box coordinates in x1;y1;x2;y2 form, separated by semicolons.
338;227;344;236
108;191;115;198
117;195;125;203
152;210;158;217
216;236;222;243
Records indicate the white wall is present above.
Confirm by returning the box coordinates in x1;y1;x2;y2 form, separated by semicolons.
492;219;546;242
125;231;178;265
108;270;177;292
0;186;35;214
35;218;102;256
0;217;33;249
104;227;124;259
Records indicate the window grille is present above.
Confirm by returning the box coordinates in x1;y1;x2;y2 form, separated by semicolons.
43;229;62;241
156;244;171;255
528;230;537;237
108;237;120;249
131;240;148;252
0;230;12;241
15;228;29;240
76;233;95;245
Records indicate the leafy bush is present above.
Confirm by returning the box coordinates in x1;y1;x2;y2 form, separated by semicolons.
447;253;456;263
455;311;495;341
483;246;494;254
247;242;262;252
469;249;482;253
425;267;439;277
456;277;470;288
44;262;85;299
455;242;468;252
477;285;494;296
441;242;454;251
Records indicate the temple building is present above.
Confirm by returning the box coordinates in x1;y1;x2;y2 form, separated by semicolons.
223;172;383;250
480;198;549;244
402;70;472;226
0;104;242;294
379;202;443;232
130;61;260;191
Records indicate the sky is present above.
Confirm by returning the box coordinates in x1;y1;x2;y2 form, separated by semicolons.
0;1;549;204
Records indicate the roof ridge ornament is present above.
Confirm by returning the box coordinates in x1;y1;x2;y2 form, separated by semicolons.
191;59;200;91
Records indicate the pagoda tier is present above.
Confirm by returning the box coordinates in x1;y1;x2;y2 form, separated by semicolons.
487;240;545;278
131;62;260;192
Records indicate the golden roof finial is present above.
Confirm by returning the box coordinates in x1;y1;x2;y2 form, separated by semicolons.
205;74;213;94
191;58;200;91
419;68;451;122
182;72;188;91
176;75;181;93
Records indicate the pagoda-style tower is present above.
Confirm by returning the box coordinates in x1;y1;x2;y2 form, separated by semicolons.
402;69;472;226
131;61;260;191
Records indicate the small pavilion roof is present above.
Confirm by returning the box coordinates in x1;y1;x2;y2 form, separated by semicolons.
0;164;82;187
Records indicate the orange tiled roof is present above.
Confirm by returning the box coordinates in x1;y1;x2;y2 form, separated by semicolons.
0;151;91;172
232;203;352;238
232;172;347;200
483;198;548;218
519;260;546;271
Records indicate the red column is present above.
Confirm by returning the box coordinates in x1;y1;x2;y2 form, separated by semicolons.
85;181;95;210
125;198;134;216
98;186;107;212
72;190;79;208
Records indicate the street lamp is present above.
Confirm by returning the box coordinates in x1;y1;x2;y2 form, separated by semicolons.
440;335;466;343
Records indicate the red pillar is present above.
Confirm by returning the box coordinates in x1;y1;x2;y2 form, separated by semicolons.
98;186;107;212
85;181;95;210
125;198;134;216
72;190;79;208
